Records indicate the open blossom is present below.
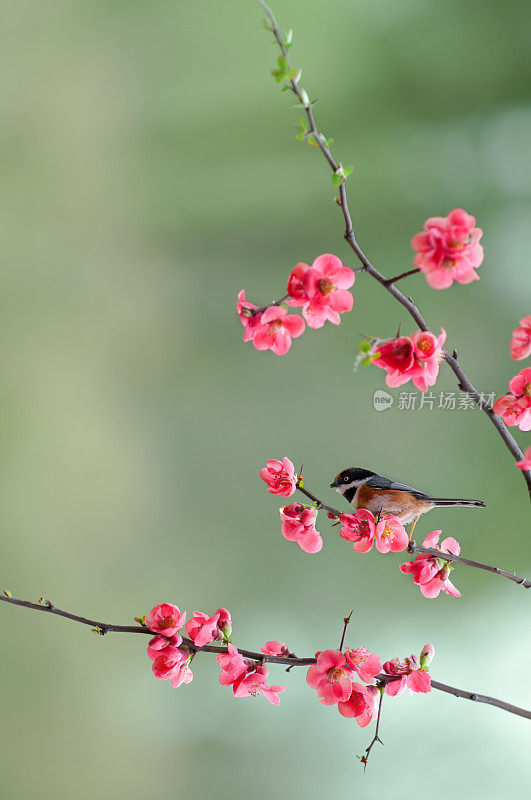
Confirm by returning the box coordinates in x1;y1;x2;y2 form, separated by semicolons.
411;208;484;289
345;647;382;683
260;457;297;497
217;643;251;686
493;367;531;431
400;530;461;598
375;516;408;554
383;653;432;696
152;647;193;688
306;649;353;705
374;328;446;392
261;640;290;657
145;603;186;637
339;510;376;552
236;290;262;343
185;608;231;647
252;305;305;355
517;446;531;470
287;254;355;328
338;683;378;727
279;503;323;554
510;316;531;360
233;663;286;705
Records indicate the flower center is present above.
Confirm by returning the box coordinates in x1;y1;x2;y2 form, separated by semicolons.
357;520;370;535
160;616;176;629
327;667;344;684
381;522;393;539
248;686;261;697
526;383;531;398
268;320;282;334
318;278;335;295
441;258;457;270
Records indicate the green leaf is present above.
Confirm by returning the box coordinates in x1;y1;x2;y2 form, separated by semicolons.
277;55;288;71
359;341;371;353
285;28;293;46
360;357;372;367
344;165;354;178
332;172;344;187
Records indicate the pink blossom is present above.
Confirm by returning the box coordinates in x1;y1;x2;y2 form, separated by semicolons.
145;603;186;637
493;394;531;430
338;683;379;727
216;643;251;686
252;305;305;355
400;530;461;599
344;647;382;683
185;608;231;647
279;502;323;554
411;208;484;289
261;640;289;657
375;516;408;553
494;367;531;431
517;446;531;471
339;510;376;553
287;254;355;328
306;649;353;705
152;647;193;688
382;654;431;696
260;457;297;497
374;328;446;392
510;316;531;360
286;263;310;304
233;663;286;705
147;634;183;661
236;290;262;343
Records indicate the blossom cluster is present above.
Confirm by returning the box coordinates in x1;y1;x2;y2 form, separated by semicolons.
339;509;408;553
372;328;447;393
411;208;484;289
306;643;434;728
400;531;461;598
145;603;233;688
143;600;435;734
237;254;355;355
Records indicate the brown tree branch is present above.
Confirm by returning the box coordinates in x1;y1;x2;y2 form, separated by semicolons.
256;0;531;500
0;591;529;720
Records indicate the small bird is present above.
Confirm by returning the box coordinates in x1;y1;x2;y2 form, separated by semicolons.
330;467;485;537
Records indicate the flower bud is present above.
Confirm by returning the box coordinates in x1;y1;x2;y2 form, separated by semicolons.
420;643;435;668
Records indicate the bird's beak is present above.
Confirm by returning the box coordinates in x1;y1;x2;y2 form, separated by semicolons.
330;480;338;488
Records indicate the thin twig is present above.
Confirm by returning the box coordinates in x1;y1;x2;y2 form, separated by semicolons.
339;609;354;651
408;541;531;589
384;268;421;286
0;591;529;720
361;687;385;769
256;0;531;500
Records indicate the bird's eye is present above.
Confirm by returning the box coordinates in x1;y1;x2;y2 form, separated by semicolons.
343;476;349;482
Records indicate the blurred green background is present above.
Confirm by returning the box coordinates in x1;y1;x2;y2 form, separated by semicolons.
1;0;530;797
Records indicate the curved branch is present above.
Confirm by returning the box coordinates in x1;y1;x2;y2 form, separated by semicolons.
0;591;529;720
256;0;531;500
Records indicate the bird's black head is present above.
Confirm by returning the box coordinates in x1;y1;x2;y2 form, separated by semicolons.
330;467;375;490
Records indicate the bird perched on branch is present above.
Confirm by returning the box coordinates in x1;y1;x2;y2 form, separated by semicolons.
330;467;485;538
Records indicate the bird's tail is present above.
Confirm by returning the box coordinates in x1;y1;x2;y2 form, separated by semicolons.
431;498;485;508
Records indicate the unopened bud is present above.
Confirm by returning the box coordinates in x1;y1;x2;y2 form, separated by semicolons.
420;643;435;668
